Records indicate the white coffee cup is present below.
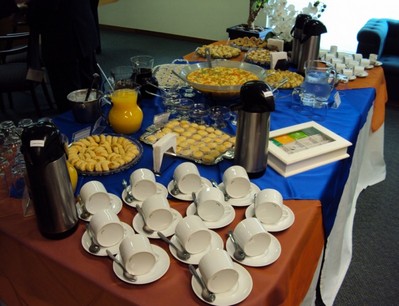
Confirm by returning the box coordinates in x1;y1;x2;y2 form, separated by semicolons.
175;215;211;254
198;249;239;294
89;209;124;247
80;180;111;214
343;68;354;78
130;168;157;201
360;58;370;67
254;188;284;224
119;234;157;276
354;53;363;61
354;65;365;75
369;53;378;65
141;194;174;231
195;187;225;222
233;218;271;257
222;165;251;198
173;162;202;194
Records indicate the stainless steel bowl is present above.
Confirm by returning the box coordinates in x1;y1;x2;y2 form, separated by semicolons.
67;89;103;123
176;59;268;100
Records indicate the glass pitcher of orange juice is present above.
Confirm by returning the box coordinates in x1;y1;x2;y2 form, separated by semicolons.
108;89;143;134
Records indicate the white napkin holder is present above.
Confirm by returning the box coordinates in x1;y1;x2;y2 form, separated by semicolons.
267;38;284;52
270;52;288;69
152;133;177;175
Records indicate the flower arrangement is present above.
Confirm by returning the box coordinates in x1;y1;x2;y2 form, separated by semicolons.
264;0;327;42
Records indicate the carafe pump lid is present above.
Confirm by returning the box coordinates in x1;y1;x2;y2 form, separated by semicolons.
303;19;327;36
238;80;275;113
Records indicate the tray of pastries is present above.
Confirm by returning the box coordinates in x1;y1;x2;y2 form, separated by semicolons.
67;134;143;175
140;119;235;165
264;69;304;89
230;36;267;50
153;62;188;89
244;48;272;66
195;44;241;59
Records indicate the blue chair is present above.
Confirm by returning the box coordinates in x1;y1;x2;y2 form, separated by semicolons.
356;18;399;105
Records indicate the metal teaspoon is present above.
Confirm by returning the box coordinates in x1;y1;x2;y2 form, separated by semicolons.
157;231;191;261
136;204;154;235
228;230;246;261
189;264;215;303
106;249;137;282
85;223;100;254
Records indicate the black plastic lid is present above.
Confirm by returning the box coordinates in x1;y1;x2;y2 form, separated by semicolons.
295;14;312;29
20;121;65;166
238;80;275;113
303;19;327;36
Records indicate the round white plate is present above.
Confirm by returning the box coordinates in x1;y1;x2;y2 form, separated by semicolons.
374;60;383;67
81;222;135;256
186;203;235;229
365;65;374;70
356;71;369;78
121;182;168;207
77;193;122;222
167;178;212;201
112;245;170;285
132;208;182;238
349;75;357;81
226;234;281;267
191;263;253;305
169;230;224;264
245;204;295;232
218;182;260;207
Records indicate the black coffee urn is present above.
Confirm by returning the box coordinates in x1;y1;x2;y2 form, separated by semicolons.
290;14;312;66
233;81;275;178
20;121;78;239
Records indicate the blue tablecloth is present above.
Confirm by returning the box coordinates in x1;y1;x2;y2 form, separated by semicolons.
53;87;375;237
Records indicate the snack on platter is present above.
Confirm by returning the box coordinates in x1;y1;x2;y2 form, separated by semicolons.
196;44;241;59
140;119;235;165
68;134;143;175
245;48;272;65
187;66;259;87
230;36;267;50
264;69;304;89
153;63;188;88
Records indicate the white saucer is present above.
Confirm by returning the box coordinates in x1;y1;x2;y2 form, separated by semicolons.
112;245;170;285
167;178;212;201
245;204;295;232
186;203;235;229
169;230;224;264
374;60;383;67
356;71;369;78
349;75;357;81
191;263;253;305
121;183;168;207
76;193;122;222
81;222;135;256
217;182;260;207
132;208;182;238
365;64;374;70
226;234;281;267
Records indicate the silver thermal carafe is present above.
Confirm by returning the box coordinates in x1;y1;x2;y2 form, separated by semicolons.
297;19;327;74
290;14;312;66
233;81;275;178
20;121;78;239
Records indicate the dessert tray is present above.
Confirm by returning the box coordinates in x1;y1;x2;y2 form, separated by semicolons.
140;119;235;165
67;134;143;176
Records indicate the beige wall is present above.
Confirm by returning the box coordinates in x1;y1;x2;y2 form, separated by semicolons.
98;0;267;41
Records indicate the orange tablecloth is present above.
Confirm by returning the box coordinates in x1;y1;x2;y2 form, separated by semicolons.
184;41;388;132
0;189;323;306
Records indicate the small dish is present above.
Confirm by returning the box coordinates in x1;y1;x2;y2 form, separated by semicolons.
76;193;122;222
349;75;357;81
81;222;135;256
132;208;182;238
121;182;168;207
191;263;253;305
167;178;212;201
186;203;235;229
112;246;170;284
356;71;369;78
169;230;223;264
374;60;383;67
365;65;374;70
217;182;260;207
245;204;295;232
226;233;281;267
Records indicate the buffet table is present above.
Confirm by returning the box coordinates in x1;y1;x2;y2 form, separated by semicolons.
0;61;386;305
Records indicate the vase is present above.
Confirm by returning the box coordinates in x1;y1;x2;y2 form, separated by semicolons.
108;89;143;134
226;24;273;40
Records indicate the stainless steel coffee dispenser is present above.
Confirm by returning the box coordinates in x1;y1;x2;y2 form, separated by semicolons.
297;19;327;74
234;80;275;178
20;121;78;239
290;14;312;66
